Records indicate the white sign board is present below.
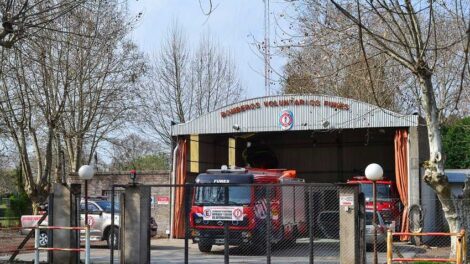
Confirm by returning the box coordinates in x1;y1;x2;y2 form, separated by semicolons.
202;206;244;221
157;196;170;205
339;195;354;206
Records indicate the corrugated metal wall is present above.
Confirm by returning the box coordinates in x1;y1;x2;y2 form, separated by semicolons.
172;95;418;136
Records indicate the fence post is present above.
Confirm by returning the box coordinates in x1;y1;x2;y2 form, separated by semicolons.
224;185;229;264
266;185;272;264
52;183;79;263
85;226;90;264
462;229;467;264
47;193;54;263
184;185;190;264
457;230;463;264
308;185;314;264
386;229;393;264
34;227;40;264
338;184;361;264
110;185;115;263
121;185;151;264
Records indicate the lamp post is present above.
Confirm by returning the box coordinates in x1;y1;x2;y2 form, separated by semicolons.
365;163;384;264
78;165;95;227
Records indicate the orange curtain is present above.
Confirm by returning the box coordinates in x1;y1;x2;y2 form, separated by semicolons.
173;138;188;238
394;129;410;241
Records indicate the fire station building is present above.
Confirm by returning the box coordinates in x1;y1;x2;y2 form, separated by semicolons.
170;94;431;237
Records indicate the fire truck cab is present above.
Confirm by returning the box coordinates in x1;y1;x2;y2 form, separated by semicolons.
347;176;402;231
190;166;307;253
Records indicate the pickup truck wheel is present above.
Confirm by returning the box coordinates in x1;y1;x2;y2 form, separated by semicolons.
106;227;119;249
38;232;48;247
198;241;212;253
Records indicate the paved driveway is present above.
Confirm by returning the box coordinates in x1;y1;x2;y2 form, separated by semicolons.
0;238;420;264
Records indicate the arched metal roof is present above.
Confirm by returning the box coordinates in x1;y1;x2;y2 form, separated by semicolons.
171;95;418;136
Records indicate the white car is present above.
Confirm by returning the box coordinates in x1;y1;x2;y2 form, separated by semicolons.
365;210;387;248
21;198;157;248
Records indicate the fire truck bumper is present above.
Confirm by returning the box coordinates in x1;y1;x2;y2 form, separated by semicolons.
192;229;254;246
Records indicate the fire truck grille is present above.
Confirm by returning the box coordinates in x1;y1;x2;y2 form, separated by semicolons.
199;229;243;239
194;217;249;227
199;219;248;226
380;210;395;223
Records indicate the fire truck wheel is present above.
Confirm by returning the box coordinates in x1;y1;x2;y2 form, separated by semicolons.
198;241;212;253
252;239;267;254
38;231;48;247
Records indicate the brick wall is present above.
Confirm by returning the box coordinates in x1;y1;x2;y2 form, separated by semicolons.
68;171;171;238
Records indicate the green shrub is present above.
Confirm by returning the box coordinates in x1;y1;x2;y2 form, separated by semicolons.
5;192;31;217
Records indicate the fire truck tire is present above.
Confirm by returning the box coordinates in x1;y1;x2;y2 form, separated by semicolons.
38;231;48;247
198;241;212;252
252;238;267;254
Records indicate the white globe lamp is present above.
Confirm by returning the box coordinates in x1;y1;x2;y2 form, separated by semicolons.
78;165;95;180
365;163;383;181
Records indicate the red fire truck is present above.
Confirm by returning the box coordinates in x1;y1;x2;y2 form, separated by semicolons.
347;176;402;231
190;166;307;253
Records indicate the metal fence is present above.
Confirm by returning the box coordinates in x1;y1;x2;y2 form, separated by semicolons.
1;183;465;263
108;183;346;264
385;198;469;263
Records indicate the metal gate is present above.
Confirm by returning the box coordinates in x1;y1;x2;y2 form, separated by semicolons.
109;183;353;264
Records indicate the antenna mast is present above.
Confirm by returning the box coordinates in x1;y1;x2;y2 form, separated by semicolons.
264;0;270;96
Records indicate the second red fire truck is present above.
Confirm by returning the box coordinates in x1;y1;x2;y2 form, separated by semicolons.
347;176;402;231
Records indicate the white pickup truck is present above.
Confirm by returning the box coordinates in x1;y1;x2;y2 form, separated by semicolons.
21;198;157;248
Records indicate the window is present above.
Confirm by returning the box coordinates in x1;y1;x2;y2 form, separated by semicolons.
102;190;124;202
80;203;100;213
194;186;252;205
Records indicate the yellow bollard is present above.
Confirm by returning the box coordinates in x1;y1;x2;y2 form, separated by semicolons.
456;230;463;264
460;229;467;264
386;229;393;264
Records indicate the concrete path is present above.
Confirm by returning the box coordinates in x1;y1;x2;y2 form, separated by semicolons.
0;238;420;264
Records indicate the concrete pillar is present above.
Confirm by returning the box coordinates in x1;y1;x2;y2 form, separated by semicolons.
120;185;151;264
408;126;421;211
339;184;363;264
51;183;80;264
409;124;430;233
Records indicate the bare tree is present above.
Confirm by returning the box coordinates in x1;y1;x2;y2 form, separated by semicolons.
140;23;243;147
191;33;242;116
109;133;168;171
0;0;144;212
284;44;401;110
0;43;68;213
283;0;470;257
57;3;145;172
0;0;86;48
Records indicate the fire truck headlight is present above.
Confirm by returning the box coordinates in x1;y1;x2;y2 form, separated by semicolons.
242;231;251;238
191;230;200;237
195;216;202;224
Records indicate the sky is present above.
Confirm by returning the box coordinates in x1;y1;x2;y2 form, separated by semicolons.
128;0;289;98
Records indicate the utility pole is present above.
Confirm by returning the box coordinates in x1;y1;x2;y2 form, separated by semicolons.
264;0;270;96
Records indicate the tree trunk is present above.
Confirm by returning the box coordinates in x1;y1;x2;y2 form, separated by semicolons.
419;72;461;257
462;179;470;263
54;133;63;183
31;201;41;215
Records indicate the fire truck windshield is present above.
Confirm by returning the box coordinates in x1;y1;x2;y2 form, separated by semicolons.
360;184;391;201
194;186;251;205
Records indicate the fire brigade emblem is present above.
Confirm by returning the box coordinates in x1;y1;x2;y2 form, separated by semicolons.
233;208;243;220
254;199;267;219
203;209;211;218
279;110;294;130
